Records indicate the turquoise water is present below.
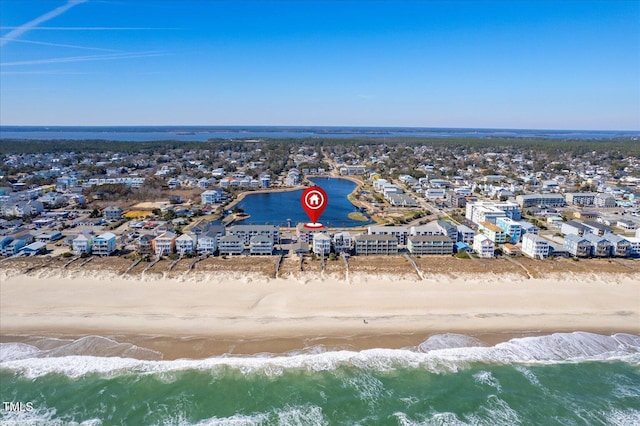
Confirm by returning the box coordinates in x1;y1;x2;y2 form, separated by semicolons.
236;177;370;227
1;333;639;425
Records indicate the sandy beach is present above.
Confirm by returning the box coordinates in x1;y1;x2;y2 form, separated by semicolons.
1;256;638;359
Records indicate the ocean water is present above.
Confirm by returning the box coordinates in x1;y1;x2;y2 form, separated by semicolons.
1;332;639;425
1;126;637;142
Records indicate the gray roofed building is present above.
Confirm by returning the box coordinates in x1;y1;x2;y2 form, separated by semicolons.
407;235;454;255
354;234;399;255
227;224;280;246
515;193;565;208
564;234;591;257
561;220;591;237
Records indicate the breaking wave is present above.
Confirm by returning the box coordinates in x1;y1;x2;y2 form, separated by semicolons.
1;332;638;379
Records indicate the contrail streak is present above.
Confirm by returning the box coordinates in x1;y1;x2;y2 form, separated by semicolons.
0;0;87;47
0;38;121;52
1;51;167;66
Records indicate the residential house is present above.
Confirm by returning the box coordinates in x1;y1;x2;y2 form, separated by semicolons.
502;243;521;256
473;234;495;258
332;231;352;253
201;189;225;205
190;219;211;236
152;232;177;256
626;237;640;257
296;223;329;243
522;233;550;259
72;234;93;255
425;188;446;200
0;236;15;256
175;233;196;255
407;235;453;255
608;234;630;257
249;235;274;255
218;235;244;255
564;234;592;258
436;220;458;242
519;221;540;237
495;217;522;243
260;175;271;188
354;234;399;255
4;239;26;256
457;224;475;245
312;233;331;256
196;233;218;255
478;222;507;244
561;220;591;237
584;234;612;257
583;221;611;236
19;241;47;256
103;206;123;222
137;234;154;255
594;193;616;208
36;231;62;243
92;232;117;256
617;220;637;231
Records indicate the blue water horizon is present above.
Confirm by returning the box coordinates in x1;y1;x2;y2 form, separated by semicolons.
1;125;637;142
235;177;370;228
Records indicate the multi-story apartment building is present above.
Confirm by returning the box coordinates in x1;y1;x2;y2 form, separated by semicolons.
564;193;596;206
368;225;408;246
583;234;612;257
516;193;565;208
227;225;280;246
407;235;454;255
354;234;399;255
521;233;550;259
561;220;592;237
594;194;616;208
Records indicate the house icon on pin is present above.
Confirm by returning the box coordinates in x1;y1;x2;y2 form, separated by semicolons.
309;194;320;206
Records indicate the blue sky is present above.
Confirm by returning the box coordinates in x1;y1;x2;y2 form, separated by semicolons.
1;0;638;129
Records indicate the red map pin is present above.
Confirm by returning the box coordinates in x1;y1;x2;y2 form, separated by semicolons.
301;186;328;226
